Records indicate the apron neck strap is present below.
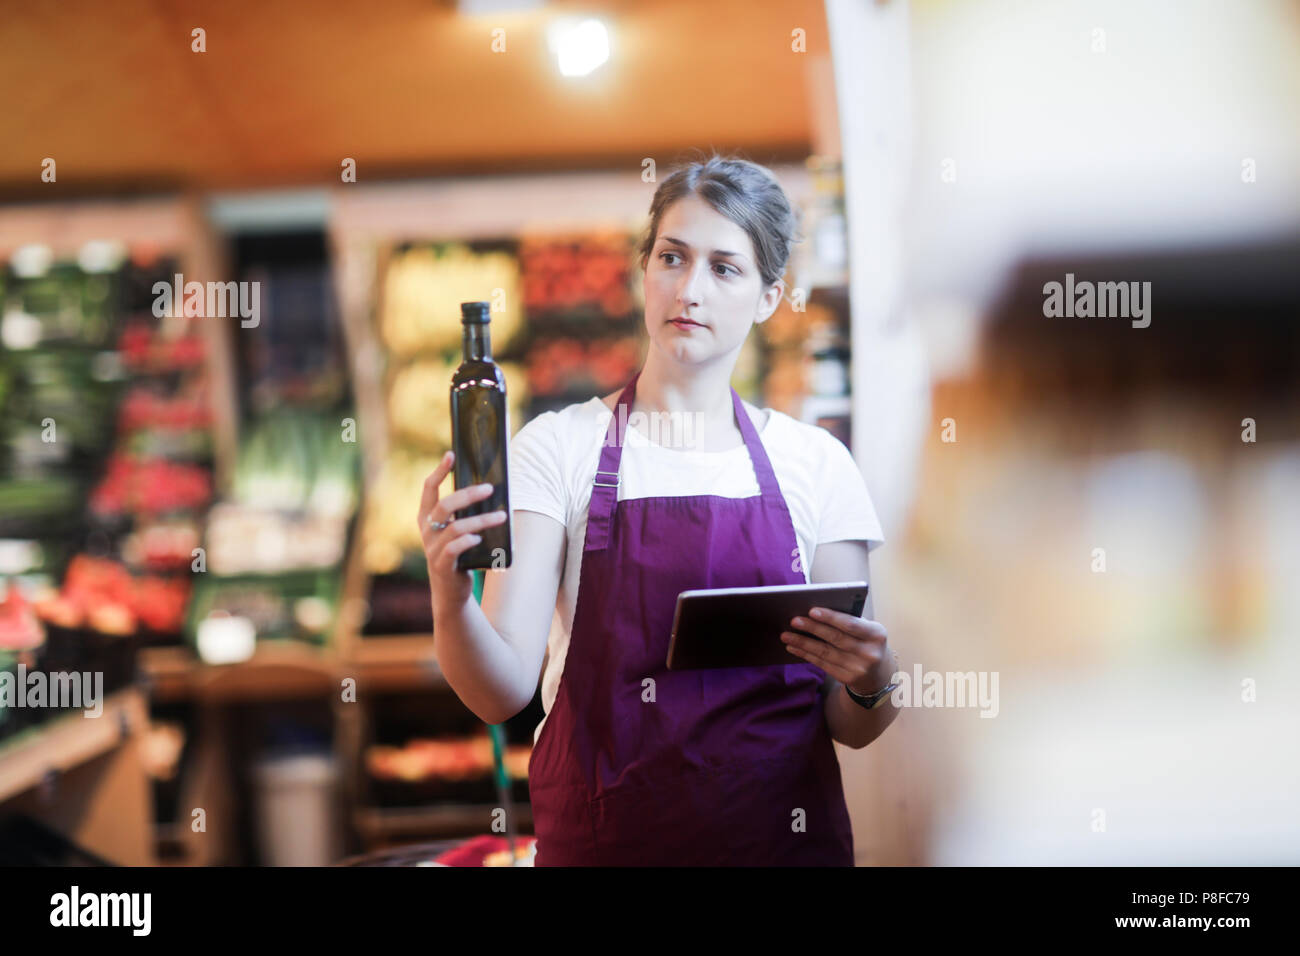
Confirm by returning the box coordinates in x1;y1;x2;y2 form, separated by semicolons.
584;369;781;552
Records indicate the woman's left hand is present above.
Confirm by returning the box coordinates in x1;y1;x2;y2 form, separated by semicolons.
781;607;894;695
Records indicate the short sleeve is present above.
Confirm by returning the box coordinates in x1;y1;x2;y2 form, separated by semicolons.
814;430;885;551
507;411;568;526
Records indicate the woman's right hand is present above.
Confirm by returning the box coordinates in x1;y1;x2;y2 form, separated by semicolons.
418;450;509;615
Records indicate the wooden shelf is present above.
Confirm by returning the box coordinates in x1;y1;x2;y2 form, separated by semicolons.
355;802;532;841
142;635;450;702
346;634;447;692
141;642;337;703
0;686;155;864
0;687;149;804
140;645;198;702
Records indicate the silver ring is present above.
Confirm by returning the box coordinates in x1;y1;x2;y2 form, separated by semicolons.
425;515;450;531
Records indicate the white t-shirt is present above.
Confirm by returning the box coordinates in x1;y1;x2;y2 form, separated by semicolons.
507;396;885;743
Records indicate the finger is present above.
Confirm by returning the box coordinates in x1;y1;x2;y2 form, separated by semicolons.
787;615;858;651
437;481;498;519
447;510;508;537
807;606;888;641
422;451;454;507
799;621;889;675
419;452;453;521
782;631;856;672
433;533;482;574
782;637;853;683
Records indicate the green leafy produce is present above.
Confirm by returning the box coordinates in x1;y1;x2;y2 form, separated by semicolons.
231;411;359;515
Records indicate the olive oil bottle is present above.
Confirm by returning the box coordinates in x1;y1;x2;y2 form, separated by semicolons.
450;301;512;570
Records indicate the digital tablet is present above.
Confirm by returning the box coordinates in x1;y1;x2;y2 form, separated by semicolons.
665;581;869;670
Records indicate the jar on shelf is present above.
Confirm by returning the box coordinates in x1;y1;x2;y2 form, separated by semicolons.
805;321;850;397
795;156;849;291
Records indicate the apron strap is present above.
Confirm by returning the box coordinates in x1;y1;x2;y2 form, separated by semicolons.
729;385;781;498
584;372;639;552
584;369;781;552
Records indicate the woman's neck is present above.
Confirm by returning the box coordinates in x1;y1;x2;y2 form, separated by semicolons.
634;352;736;422
609;352;755;452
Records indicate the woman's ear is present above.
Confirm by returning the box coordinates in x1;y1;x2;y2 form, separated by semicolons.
756;279;785;324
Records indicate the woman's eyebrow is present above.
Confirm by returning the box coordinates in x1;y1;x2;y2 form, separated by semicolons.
659;236;748;260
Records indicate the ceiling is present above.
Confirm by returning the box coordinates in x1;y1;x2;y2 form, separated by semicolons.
0;0;830;199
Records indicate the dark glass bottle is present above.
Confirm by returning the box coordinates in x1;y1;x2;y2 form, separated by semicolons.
450;301;512;570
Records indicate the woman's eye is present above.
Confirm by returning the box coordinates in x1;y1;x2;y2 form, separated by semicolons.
657;252;734;276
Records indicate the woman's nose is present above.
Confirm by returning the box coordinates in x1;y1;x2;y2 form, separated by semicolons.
678;263;706;307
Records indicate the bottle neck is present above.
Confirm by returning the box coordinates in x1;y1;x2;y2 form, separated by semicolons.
462;324;491;361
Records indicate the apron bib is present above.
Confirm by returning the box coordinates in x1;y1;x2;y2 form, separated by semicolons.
527;370;855;866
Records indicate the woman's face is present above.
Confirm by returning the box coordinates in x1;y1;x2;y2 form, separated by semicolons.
642;194;784;367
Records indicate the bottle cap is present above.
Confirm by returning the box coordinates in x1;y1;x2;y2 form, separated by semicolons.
461;301;491;324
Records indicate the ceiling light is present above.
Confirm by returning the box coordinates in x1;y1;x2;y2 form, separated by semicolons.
548;17;610;77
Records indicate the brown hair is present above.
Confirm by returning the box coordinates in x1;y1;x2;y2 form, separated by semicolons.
637;151;802;291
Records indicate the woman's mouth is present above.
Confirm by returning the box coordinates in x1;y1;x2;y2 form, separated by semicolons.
668;316;704;330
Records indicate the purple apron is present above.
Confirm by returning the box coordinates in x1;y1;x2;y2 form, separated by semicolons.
528;370;855;866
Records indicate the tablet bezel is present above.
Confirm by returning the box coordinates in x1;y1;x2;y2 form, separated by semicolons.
664;580;869;670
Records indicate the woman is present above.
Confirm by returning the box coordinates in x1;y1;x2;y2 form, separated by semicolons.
419;154;899;866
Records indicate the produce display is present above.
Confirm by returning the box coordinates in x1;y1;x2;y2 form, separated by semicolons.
387;356;457;450
364;727;532;807
366;735;531;782
524;336;641;398
84;299;214;649
117;322;205;372
514;233;644;403
0;348;122;475
117;386;212;431
227;410;359;518
364;241;532;586
380;244;523;359
0;586;44;742
0;255;126;549
206;505;349;576
428;834;537;867
360;230;643;621
202;411;358;577
519;232;636;317
186;573;338;644
34;554;191;636
119;518;202;572
483;841;537;867
363;449;450;575
0;478;79;538
1;251;207;662
387;357;527;452
185;409;359;646
0;585;44;652
89;456;212;518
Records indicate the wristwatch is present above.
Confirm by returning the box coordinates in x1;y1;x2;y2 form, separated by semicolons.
844;649;900;711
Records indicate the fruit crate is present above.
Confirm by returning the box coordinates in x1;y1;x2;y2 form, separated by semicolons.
184;568;343;648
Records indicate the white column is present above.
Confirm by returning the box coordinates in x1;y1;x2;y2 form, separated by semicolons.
826;0;930;541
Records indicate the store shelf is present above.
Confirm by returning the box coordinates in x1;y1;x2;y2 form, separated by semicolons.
139;645;197;702
0;687;148;804
140;642;337;703
355;802;532;841
141;636;449;702
347;634;446;691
